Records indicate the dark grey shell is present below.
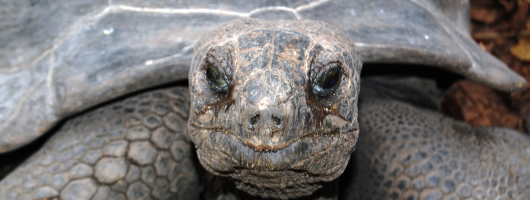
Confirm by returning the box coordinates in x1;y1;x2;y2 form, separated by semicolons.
0;0;525;153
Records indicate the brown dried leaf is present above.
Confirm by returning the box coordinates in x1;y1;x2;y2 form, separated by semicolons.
526;16;530;29
497;0;515;9
472;0;505;6
472;29;502;39
442;80;522;129
510;0;528;30
471;6;503;24
457;0;530;134
510;38;530;61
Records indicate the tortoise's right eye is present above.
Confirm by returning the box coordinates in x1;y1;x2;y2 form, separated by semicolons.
205;64;229;93
312;63;342;97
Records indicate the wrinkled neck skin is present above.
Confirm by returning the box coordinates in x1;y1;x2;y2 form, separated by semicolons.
188;19;362;199
202;170;339;200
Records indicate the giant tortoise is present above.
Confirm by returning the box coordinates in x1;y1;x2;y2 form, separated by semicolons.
1;0;530;199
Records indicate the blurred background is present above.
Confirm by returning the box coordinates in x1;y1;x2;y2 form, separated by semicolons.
442;0;530;134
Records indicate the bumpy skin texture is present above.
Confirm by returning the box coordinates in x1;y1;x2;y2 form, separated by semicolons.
0;87;199;200
2;0;526;159
188;19;361;199
202;173;339;200
342;77;530;200
3;18;530;200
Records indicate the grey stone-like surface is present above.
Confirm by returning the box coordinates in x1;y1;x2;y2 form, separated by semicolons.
128;141;157;165
152;127;174;149
152;178;170;199
94;158;128;184
170;141;189;162
143;114;163;129
0;0;525;154
92;186;111;200
0;54;56;153
51;173;69;190
0;0;107;69
154;152;174;176
126;181;150;200
112;180;128;192
0;87;199;200
60;178;97;200
341;77;530;200
164;113;187;134
125;165;141;183
126;126;150;140
34;186;59;199
82;149;103;165
141;166;156;186
103;140;129;157
68;163;93;179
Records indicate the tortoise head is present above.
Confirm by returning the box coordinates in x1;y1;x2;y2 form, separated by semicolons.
188;18;361;199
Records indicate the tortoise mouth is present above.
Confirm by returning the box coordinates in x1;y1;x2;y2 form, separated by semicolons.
241;129;341;152
192;127;357;198
193;125;352;152
193;125;358;170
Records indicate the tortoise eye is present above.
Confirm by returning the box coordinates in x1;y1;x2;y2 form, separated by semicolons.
205;64;229;92
312;64;342;97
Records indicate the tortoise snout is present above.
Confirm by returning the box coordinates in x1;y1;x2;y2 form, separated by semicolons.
240;105;292;151
243;74;292;131
247;112;286;130
243;73;293;105
249;114;261;126
271;115;282;126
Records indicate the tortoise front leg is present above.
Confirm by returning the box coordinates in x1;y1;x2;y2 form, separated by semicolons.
0;87;200;200
341;81;530;200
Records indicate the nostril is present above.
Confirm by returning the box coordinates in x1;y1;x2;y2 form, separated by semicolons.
272;115;281;126
250;114;260;125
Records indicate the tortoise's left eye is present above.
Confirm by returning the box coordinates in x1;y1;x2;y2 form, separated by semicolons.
312;64;342;97
205;64;229;93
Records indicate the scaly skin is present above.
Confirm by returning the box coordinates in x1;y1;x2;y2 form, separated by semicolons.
2;16;530;199
0;87;199;200
342;78;530;200
188;18;361;199
1;79;530;200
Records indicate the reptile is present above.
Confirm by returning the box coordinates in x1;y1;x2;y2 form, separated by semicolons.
1;0;529;199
